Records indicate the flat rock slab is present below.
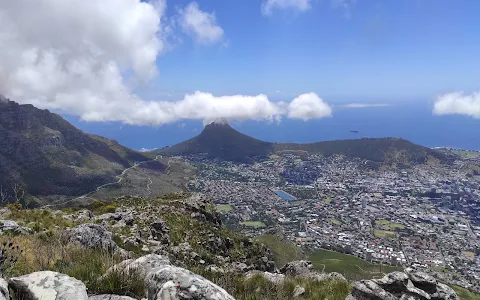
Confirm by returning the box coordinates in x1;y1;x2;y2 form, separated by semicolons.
9;271;88;300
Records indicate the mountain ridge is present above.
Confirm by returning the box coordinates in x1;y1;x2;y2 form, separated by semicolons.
159;120;449;165
0;99;152;203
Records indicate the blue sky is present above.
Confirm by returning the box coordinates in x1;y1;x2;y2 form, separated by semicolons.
141;0;480;100
2;0;480;148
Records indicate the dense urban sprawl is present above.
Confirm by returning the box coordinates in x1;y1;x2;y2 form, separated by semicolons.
184;152;480;292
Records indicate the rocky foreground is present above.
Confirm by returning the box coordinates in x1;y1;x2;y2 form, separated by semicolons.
2;255;460;300
0;195;462;300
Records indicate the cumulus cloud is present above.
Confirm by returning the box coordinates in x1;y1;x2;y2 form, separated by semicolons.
341;103;390;108
287;93;333;120
261;0;311;16
433;92;480;118
0;0;331;126
178;2;224;45
0;0;167;121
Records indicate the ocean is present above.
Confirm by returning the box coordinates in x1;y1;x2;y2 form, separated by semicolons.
65;100;480;151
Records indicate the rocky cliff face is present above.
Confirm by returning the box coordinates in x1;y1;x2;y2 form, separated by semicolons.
0;100;150;201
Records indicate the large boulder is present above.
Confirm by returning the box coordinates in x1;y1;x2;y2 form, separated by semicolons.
104;254;170;278
347;270;458;300
62;223;126;255
9;271;88;300
280;260;314;277
146;265;235;300
88;295;136;300
0;278;8;300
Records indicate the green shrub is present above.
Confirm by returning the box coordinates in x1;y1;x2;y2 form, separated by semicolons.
97;204;117;214
90;268;146;298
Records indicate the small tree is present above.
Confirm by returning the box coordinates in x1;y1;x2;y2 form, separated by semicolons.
12;184;25;205
0;186;10;204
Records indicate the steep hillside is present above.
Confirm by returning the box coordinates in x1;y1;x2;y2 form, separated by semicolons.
0;99;151;200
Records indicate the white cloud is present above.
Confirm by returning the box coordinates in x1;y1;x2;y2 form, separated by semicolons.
287;93;333;120
341;103;390;108
178;2;224;45
0;0;168;121
433;92;480;118
261;0;311;16
0;1;332;126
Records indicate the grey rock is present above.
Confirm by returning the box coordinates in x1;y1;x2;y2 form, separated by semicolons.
374;271;409;294
230;262;253;273
146;265;235;300
95;213;122;222
0;278;8;300
171;242;192;255
280;260;313;277
65;210;93;222
9;271;88;300
406;270;437;293
348;270;459;300
123;236;141;248
104;254;171;278
89;295;136;300
0;219;19;232
405;280;431;300
400;295;422;300
350;280;397;300
123;214;134;226
151;219;170;245
327;272;347;281
62;223;126;256
431;283;458;300
293;285;306;298
245;271;285;285
346;295;356;300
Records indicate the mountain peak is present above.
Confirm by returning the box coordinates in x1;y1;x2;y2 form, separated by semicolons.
204;117;230;127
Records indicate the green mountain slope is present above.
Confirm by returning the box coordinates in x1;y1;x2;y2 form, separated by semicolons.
0;100;151;200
